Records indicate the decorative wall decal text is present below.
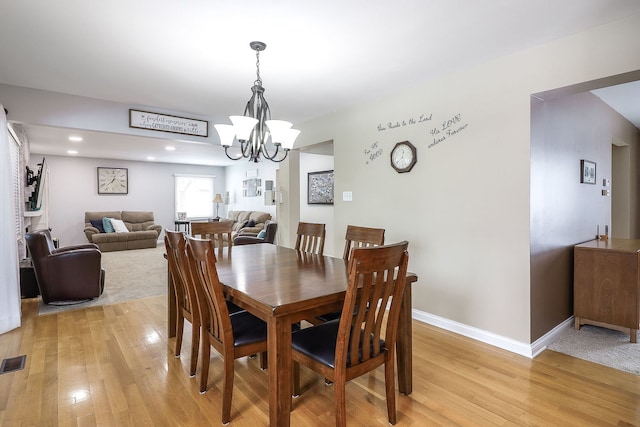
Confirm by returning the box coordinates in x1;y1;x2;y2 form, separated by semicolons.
363;141;384;165
377;113;432;131
428;113;468;149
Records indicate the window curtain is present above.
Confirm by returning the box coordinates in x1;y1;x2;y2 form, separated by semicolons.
0;105;21;334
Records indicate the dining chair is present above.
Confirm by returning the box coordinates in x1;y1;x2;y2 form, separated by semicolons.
185;235;268;425
291;241;410;427
165;231;245;378
164;230;243;378
191;220;233;256
311;225;387;325
164;230;202;378
295;222;326;255
342;225;385;261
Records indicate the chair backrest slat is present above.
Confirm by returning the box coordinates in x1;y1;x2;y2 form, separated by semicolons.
164;231;194;316
191;221;233;256
295;222;326;255
342;225;385;261
186;236;233;346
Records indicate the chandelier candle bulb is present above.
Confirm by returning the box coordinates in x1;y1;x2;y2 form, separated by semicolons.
230;115;259;141
283;129;301;150
214;124;237;147
265;120;293;144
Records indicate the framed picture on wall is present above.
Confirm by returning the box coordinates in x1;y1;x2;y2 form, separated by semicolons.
243;178;261;197
308;170;334;204
580;160;596;184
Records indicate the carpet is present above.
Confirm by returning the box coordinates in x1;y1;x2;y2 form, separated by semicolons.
547;324;640;375
38;243;167;315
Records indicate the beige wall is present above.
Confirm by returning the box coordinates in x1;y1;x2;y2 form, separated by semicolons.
612;144;631;238
292;14;640;344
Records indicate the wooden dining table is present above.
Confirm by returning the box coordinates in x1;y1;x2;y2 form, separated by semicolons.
166;243;417;427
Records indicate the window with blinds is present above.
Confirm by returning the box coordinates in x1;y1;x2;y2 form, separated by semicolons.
8;129;25;257
174;174;216;219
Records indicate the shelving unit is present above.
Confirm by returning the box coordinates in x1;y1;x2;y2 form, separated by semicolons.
24;158;49;232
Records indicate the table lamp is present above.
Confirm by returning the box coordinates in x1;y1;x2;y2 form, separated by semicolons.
213;193;224;219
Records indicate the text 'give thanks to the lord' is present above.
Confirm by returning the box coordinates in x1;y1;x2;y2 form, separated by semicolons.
365;112;469;164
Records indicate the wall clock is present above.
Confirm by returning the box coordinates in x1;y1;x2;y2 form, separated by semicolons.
390;141;417;173
97;167;128;194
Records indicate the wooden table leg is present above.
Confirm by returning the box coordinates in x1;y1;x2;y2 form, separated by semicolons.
268;316;292;427
397;281;412;395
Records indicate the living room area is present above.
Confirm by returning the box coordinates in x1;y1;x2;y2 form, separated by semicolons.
18;143;334;253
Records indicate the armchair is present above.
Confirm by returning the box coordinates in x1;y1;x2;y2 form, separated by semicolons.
233;220;278;246
25;229;105;304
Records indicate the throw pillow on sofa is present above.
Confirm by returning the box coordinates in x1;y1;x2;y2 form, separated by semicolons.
257;229;266;239
233;220;248;232
109;218;129;233
90;219;106;233
103;218;115;233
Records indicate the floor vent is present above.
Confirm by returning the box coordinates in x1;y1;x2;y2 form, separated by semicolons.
0;355;26;374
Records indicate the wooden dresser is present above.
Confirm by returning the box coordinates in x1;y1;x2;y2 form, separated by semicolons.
574;239;640;343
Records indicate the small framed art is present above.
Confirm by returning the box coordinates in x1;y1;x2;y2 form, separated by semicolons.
580;160;596;184
308;170;334;205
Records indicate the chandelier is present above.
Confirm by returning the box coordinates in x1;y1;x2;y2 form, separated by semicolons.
214;41;300;163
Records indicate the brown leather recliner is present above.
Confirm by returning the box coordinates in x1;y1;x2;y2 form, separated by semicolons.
233;221;278;246
25;229;105;304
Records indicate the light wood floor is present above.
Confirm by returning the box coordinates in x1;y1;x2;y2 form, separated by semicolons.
1;296;639;426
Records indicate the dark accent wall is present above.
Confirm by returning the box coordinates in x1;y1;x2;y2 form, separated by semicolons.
530;91;640;342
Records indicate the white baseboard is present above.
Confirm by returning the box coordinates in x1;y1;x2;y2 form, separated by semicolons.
412;308;574;359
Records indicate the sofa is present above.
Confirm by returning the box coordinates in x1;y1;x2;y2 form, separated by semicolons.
226;210;272;241
84;211;162;252
234;220;278;245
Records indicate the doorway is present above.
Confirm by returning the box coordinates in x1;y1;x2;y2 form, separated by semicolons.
611;142;631;238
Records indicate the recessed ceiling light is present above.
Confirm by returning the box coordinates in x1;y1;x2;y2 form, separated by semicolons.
165;146;176;151
69;136;83;142
67;150;78;155
147;156;155;161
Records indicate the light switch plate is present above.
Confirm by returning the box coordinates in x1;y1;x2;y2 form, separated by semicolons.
343;191;353;202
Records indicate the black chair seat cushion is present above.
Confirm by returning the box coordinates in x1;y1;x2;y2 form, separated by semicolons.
292;320;385;369
226;301;245;315
316;303;368;323
231;311;267;347
315;311;341;323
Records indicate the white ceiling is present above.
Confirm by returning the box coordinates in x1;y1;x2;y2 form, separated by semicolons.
2;0;639;166
592;81;640;129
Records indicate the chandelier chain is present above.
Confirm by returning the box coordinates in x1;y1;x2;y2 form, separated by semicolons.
255;49;262;86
